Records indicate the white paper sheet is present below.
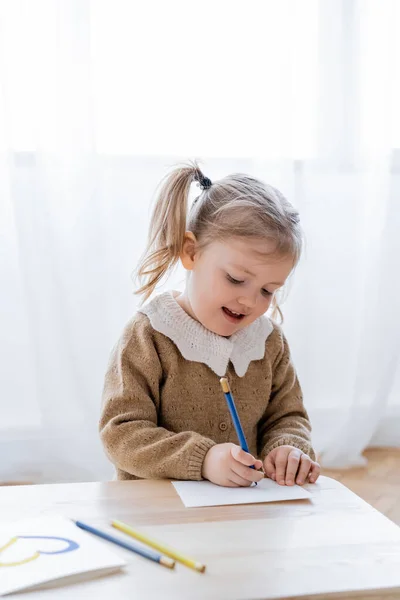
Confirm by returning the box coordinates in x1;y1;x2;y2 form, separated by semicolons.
172;478;312;508
0;516;126;596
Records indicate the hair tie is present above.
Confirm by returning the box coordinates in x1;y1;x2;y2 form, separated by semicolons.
199;175;212;190
194;170;212;191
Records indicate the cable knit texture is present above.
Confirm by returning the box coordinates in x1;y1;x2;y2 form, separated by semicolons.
100;292;315;481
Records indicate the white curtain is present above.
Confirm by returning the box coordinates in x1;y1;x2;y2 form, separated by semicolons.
0;0;399;483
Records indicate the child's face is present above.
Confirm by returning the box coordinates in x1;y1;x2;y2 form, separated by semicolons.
178;237;294;336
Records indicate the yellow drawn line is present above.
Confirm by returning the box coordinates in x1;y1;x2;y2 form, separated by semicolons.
0;537;40;567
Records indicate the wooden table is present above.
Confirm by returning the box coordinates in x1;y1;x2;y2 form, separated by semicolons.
1;476;400;599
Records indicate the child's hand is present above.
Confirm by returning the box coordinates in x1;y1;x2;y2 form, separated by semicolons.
263;445;320;486
202;443;264;487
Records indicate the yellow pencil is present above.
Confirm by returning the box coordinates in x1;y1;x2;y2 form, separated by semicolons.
111;519;206;573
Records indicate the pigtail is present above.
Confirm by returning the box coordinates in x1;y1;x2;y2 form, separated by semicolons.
270;297;284;323
135;162;205;301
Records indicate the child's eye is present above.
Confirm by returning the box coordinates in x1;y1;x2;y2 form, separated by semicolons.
262;289;273;297
227;274;244;285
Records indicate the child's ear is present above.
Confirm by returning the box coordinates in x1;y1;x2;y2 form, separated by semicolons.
180;232;197;271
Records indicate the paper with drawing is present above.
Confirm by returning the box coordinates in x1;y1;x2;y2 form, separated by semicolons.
0;516;125;596
172;478;312;508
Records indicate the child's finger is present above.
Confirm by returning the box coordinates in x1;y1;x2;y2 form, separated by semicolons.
228;471;253;487
295;454;312;485
275;450;289;485
308;461;321;483
285;449;302;485
231;460;265;484
230;446;262;469
224;478;242;488
263;454;276;480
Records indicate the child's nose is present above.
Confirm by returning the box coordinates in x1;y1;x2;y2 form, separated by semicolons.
238;294;257;309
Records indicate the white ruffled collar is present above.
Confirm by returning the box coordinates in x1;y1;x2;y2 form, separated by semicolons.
138;291;273;377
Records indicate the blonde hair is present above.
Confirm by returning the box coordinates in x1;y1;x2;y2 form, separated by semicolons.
135;161;302;321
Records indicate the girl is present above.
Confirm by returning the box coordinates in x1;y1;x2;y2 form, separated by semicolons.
100;163;320;488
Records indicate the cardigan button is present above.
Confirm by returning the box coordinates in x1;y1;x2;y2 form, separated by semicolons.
219;422;228;431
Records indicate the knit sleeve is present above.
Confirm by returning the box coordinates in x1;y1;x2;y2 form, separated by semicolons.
99;315;215;480
258;326;316;461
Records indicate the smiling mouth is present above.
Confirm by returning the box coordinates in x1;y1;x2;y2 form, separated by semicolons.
222;307;246;321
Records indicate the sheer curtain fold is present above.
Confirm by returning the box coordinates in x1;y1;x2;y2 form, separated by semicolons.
0;0;399;482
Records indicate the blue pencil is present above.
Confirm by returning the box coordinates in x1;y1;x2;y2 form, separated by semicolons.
74;520;175;569
220;377;258;482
